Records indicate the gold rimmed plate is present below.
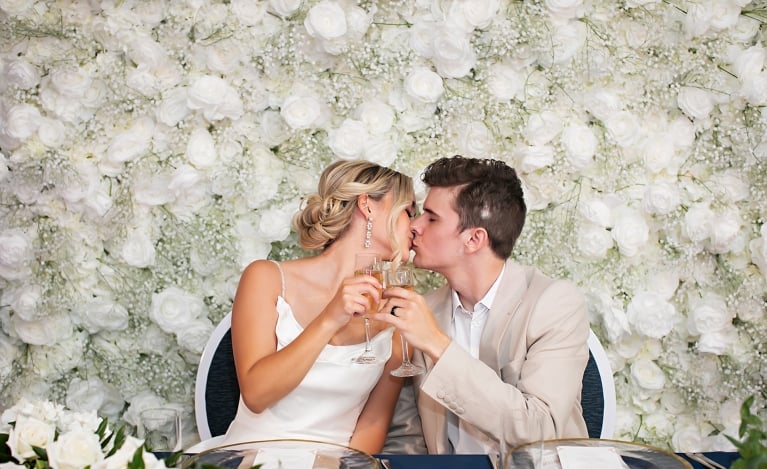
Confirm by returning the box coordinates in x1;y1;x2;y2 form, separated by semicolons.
510;438;692;469
181;439;380;469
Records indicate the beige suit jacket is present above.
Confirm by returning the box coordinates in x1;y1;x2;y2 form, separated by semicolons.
384;260;589;454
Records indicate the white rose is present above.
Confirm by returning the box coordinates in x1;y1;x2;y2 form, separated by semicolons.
0;228;34;280
545;0;584;20
2;284;42;321
0;333;19;381
612;208;649;257
708;211;742;254
456;121;493;158
751;226;767;279
363;135;398;167
149;287;206;334
187;75;244;121
49;65;91;98
4;104;41;140
260;109;290;146
685;3;713;37
630;358;666;390
740;72;767;106
0;0;34;15
576;225;613;259
698;327;737;355
76;298;129;333
541;20;587;66
280;94;323;129
105;116;155;168
687;293;733;335
708;0;741;30
205;39;245;75
404;67;444;103
517;145;554;172
431;27;476;78
486;62;525;101
36;117;66;149
732;44;765;80
667;116;696;148
258;205;295;242
133;172;175;206
7;415;55;460
408;20;439;58
120;228;157;268
66;377;123;417
268;0;301;18
29;331;84;379
0;60;38;91
627;292;677;339
305;1;347;40
442;0;499;31
525;111;562;146
156;87;190;126
561;123;597;169
186;127;217;169
176;318;215;353
328;119;369;159
582;88;623;121
93;436;165;469
168;165;209;218
230;0;267;26
604;110;642;148
356;100;394;134
642;182;681;215
47;429;104;469
730;14;761;43
677;86;714;120
683;203;714;243
641;133;679;175
579;198;613;227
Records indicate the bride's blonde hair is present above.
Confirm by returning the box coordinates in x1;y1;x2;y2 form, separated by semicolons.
293;160;414;260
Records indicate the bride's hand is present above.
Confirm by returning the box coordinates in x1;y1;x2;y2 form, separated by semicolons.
322;274;382;329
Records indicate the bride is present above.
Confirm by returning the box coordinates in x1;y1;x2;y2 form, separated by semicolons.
220;160;415;454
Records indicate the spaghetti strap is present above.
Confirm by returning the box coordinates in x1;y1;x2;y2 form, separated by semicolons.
269;260;286;298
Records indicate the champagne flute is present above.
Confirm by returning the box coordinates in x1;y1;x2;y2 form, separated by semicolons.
353;252;383;364
383;264;425;377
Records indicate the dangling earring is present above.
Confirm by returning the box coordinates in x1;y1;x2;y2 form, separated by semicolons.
364;208;373;249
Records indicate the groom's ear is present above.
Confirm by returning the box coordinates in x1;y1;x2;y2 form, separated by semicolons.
463;227;489;254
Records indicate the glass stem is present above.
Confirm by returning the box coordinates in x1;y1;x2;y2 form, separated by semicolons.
363;317;373;352
400;336;411;365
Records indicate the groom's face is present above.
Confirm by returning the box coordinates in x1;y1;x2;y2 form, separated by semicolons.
410;186;468;274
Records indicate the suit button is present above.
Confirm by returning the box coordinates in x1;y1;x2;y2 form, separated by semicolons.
456;407;465;414
437;391;446;399
448;402;457;411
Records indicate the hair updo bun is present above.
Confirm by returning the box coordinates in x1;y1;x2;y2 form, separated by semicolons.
292;160;413;254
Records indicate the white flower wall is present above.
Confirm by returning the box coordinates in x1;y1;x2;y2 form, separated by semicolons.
1;0;766;452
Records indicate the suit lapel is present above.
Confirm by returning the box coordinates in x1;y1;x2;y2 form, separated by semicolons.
478;261;528;372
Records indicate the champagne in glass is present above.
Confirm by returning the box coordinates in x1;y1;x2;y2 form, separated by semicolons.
352;252;383;364
383;264;425;377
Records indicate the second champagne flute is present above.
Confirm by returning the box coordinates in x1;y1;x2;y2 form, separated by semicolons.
353;252;383;364
384;264;425;377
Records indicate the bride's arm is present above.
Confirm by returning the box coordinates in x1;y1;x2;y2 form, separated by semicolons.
232;260;378;413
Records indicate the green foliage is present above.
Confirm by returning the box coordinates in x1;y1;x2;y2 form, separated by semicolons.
726;395;767;469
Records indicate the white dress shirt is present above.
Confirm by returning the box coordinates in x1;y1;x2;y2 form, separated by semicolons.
446;266;505;454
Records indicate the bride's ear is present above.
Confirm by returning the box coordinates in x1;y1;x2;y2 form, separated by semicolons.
357;194;372;216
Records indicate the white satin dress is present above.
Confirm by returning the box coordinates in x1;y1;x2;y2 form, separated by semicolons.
222;264;393;447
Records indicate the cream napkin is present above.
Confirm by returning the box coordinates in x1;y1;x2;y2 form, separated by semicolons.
556;446;630;469
251;448;317;469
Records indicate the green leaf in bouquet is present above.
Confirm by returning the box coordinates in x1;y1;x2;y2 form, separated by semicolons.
128;446;146;469
106;426;128;458
726;395;767;469
0;433;19;464
32;445;47;461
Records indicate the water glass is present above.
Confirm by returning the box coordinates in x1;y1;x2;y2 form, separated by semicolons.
137;408;182;452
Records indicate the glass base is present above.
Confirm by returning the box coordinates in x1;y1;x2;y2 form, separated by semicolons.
390;362;425;377
352;353;379;364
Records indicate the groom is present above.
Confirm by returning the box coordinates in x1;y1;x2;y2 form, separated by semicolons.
375;155;590;454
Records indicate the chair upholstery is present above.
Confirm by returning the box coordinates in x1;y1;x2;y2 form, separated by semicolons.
582;329;616;438
194;312;239;441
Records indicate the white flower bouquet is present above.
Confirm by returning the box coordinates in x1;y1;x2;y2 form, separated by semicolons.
0;399;171;469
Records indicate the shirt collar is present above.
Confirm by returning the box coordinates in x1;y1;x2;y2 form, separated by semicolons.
451;264;506;316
